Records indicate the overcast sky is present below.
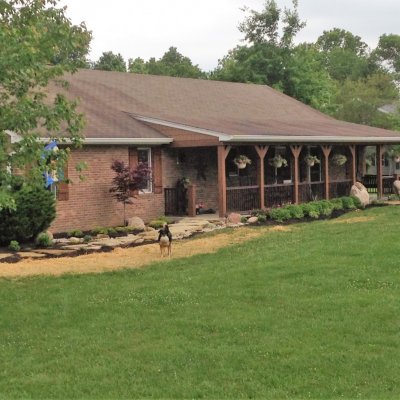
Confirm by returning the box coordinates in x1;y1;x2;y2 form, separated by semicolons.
60;0;400;71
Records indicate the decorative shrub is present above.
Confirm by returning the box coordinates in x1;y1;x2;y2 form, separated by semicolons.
350;195;363;209
251;209;267;217
36;232;53;248
240;216;248;223
341;196;356;210
8;240;20;252
157;215;174;224
285;204;304;219
301;203;320;219
0;185;56;245
67;229;83;238
268;207;292;222
312;200;334;217
149;220;166;229
115;226;131;234
257;214;267;223
83;235;92;243
107;228;118;237
330;198;344;211
91;226;109;236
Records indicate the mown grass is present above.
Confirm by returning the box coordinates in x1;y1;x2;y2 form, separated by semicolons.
1;206;400;399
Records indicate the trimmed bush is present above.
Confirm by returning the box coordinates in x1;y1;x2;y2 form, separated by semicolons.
107;228;118;237
36;232;53;248
240;216;248;223
330;198;344;211
268;207;292;222
8;240;20;252
285;204;304;219
67;229;83;238
91;227;109;236
83;235;92;243
313;200;334;217
341;196;356;210
301;203;320;219
251;209;267;217
350;195;363;209
257;214;267;223
0;185;56;245
149;220;166;229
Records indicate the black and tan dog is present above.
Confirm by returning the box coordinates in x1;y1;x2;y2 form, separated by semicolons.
158;224;172;257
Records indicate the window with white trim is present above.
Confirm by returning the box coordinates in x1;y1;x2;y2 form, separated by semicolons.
138;148;152;193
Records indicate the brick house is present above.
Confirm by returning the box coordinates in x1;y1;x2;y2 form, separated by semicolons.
37;69;400;232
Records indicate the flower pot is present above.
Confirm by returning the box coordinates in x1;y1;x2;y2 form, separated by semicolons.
394;156;400;163
235;161;247;169
306;160;315;167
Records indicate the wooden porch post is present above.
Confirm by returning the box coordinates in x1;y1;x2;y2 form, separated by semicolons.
217;145;231;217
376;144;383;198
255;145;269;209
321;145;332;200
290;145;302;204
349;145;357;184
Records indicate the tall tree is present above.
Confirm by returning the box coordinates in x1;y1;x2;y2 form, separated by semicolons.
373;34;400;74
333;74;400;128
0;0;91;210
94;51;126;72
128;47;205;78
316;29;371;82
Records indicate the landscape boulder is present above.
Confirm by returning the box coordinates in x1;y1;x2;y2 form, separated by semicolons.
350;182;370;206
393;180;400;195
126;216;145;231
247;216;259;224
227;213;242;224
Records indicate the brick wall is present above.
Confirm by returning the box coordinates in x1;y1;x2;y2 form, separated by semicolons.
51;146;164;233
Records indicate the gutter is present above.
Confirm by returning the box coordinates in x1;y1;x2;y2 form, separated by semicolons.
226;135;400;144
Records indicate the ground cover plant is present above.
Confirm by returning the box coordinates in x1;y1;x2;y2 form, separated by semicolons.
1;206;400;398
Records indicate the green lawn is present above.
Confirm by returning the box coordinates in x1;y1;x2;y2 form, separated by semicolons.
1;206;400;399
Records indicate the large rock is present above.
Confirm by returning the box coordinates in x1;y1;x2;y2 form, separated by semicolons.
393;180;400;195
126;216;145;231
350;182;370;206
248;216;259;224
227;213;242;224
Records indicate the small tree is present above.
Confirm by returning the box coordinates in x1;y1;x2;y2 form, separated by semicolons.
110;160;151;225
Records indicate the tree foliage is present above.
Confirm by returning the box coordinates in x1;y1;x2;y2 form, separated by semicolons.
0;0;91;210
128;47;205;78
94;51;127;72
334;74;400;129
110;160;151;224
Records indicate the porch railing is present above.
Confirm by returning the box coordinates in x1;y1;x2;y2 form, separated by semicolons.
362;175;395;194
265;183;293;207
227;186;260;212
299;181;325;203
329;180;352;198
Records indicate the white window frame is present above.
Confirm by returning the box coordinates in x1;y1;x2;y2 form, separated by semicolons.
137;147;152;193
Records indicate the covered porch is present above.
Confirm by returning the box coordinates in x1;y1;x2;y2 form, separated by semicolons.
217;142;394;217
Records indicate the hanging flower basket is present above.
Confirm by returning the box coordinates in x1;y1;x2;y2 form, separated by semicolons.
269;155;288;168
304;155;320;167
332;154;347;166
234;155;252;169
388;145;400;163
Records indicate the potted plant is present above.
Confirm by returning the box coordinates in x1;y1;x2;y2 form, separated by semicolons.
304;155;320;167
332;154;347;166
268;155;288;168
234;155;252;169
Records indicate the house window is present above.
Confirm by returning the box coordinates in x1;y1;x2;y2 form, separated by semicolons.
138;148;152;193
